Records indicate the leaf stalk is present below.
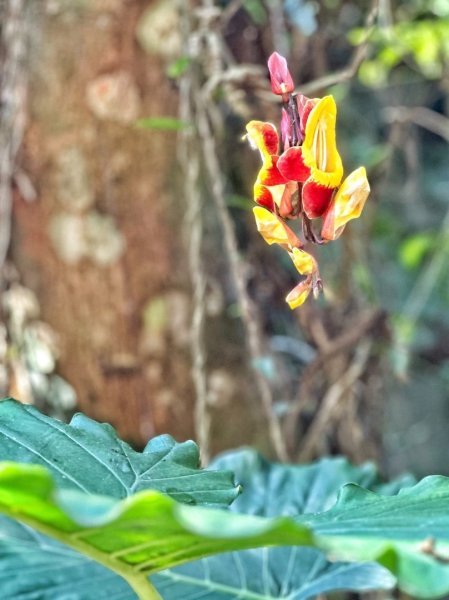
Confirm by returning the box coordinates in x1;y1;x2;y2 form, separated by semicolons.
123;573;163;600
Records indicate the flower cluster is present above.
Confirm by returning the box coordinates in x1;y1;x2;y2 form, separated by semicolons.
246;52;370;309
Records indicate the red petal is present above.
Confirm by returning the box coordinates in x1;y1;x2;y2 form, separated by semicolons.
261;125;279;156
267;52;295;96
300;101;316;138
302;180;334;219
295;94;317;139
254;184;275;211
277;147;311;182
321;201;340;240
258;156;288;186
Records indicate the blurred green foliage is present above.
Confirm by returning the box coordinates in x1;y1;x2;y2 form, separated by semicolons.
336;0;449;475
231;0;449;475
135;117;191;131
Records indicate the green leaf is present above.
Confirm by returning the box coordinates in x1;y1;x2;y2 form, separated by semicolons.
347;27;366;46
301;476;449;598
212;449;382;515
153;450;398;599
242;0;267;25
0;517;131;599
166;56;191;78
358;59;389;88
134;117;190;131
4;460;449;598
1;404;449;599
154;549;395;599
0;398;239;506
399;232;435;269
0;461;314;596
1;523;392;600
0;451;398;599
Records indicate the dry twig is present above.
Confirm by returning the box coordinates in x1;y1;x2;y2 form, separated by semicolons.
286;309;384;453
298;340;372;461
384;106;449;143
178;2;212;464
384;105;449;374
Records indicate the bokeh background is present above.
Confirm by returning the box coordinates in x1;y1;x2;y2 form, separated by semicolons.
1;0;449;477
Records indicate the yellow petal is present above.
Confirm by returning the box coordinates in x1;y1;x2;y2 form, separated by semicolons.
285;279;312;309
253;206;298;247
289;247;316;275
301;96;343;188
321;167;370;240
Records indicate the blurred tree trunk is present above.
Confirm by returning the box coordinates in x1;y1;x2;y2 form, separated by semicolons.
12;0;195;445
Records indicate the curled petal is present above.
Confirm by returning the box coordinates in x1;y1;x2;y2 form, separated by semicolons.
264;183;289;210
302;179;335;219
302;96;343;189
289;247;316;275
254;183;275;211
253;207;301;248
321;167;370;240
246;121;279;157
267;52;295;96
279;181;298;219
277;146;311;182
285;278;312;309
296;94;318;139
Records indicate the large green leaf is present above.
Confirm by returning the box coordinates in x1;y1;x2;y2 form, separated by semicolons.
0;401;447;599
0;517;130;599
0;398;238;505
0;451;397;600
2;459;449;598
154;549;394;599
0;461;314;597
153;450;398;599
0;520;391;600
210;448;411;515
302;476;449;598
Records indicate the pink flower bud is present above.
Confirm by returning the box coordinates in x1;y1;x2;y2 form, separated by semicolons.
267;52;295;96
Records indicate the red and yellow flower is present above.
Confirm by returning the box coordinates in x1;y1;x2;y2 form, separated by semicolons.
278;96;343;218
245;52;370;309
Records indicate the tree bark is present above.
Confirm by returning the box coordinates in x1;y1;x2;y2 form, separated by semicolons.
12;0;195;445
